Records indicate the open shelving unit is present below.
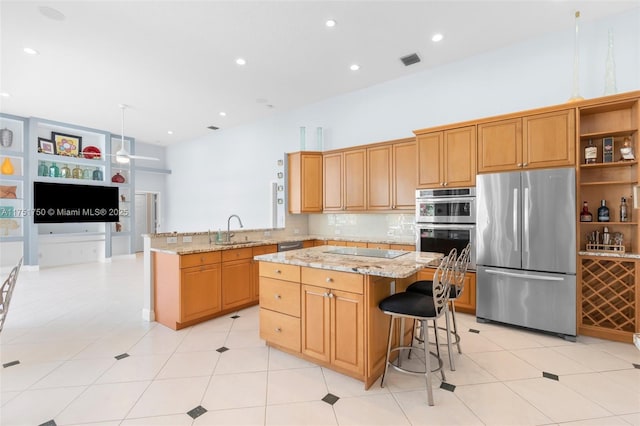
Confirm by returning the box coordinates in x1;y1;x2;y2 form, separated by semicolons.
576;94;639;342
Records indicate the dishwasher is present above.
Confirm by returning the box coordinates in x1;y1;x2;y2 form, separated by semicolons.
277;241;304;252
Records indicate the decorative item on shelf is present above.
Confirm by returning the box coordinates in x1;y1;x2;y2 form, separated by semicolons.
620;197;629;222
38;138;54;154
0;128;13;147
49;162;60;178
620;137;635;160
586;228;625;253
60;164;71;179
51;132;82;157
120;194;126;202
72;165;82;179
584;139;597;164
580;201;593;222
82;167;92;180
604;29;617;95
568;10;584;102
602;137;614;162
115;222;122;232
81;145;101;160
38;161;48;177
1;157;14;175
111;172;125;183
0;218;19;236
92;167;103;181
0;185;17;199
597;200;610;222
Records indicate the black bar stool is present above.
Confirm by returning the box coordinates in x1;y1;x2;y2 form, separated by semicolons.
378;251;457;406
407;243;471;371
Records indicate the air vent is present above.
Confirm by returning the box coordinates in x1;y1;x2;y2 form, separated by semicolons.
400;53;421;66
207;125;219;130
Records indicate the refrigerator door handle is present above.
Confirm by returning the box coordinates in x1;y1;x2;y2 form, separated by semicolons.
485;269;565;281
523;186;530;253
513;187;518;251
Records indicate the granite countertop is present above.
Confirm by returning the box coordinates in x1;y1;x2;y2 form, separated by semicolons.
579;250;640;259
254;245;443;279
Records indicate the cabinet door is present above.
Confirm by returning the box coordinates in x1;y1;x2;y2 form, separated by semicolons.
301;284;331;362
417;132;443;188
392;141;417;209
330;289;364;375
344;149;367;210
443;126;476;188
180;264;222;322
417;269;476;314
323;152;343;211
367;145;392;210
221;258;252;310
252;245;278;302
523;109;575;169
288;152;323;213
477;118;523;173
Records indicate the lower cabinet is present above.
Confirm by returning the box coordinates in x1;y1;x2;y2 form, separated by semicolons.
417;268;476;314
251;245;278;302
181;263;222;322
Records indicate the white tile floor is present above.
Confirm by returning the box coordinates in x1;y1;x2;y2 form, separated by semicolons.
1;254;639;426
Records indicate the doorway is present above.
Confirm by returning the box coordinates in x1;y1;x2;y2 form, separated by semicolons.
135;192;159;252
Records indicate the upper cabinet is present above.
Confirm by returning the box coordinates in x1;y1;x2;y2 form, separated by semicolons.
288;151;323;214
477;110;575;173
366;139;416;210
416;125;476;189
323;148;366;212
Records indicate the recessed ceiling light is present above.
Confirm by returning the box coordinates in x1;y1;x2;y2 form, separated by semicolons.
350;64;360;71
236;58;247;66
23;47;39;55
325;19;336;27
167;130;173;135
219;112;227;117
432;33;444;42
0;92;10;98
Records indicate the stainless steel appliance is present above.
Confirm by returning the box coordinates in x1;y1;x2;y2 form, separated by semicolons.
277;241;304;252
415;187;476;269
416;187;476;223
476;168;576;339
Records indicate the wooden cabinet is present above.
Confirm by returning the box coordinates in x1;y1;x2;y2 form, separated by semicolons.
478;110;575;173
288;151;323;213
259;262;301;352
323;148;366;211
154;251;222;330
251;245;278;302
417;268;476;314
389;243;415;251
416;126;476;189
301;267;364;376
221;248;253;311
366;139;416;210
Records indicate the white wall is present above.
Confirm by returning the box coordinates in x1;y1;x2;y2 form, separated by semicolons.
165;9;640;233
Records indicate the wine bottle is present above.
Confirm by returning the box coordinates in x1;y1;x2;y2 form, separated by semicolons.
580;201;593;222
585;139;597;164
620;197;629;222
597;200;610;222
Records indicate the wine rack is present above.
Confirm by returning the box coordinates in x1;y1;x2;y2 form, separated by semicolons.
579;256;637;342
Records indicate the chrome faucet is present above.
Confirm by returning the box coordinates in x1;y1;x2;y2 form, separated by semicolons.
227;214;243;242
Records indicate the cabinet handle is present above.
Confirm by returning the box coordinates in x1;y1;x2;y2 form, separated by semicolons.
323;292;329;297
517;163;522;167
326;277;333;283
274;294;281;299
275;269;281;274
443;182;448;186
275;327;282;333
328;292;334;298
523;162;528;167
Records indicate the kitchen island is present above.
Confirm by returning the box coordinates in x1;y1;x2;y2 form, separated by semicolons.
255;246;442;389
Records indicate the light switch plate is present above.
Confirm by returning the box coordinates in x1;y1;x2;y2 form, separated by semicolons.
167;236;178;244
182;236;192;243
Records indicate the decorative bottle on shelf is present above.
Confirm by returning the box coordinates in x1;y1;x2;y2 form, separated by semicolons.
1;157;14;175
580;201;593;222
72;165;82;179
60;164;71;178
92;167;103;181
597;200;610;222
620;137;635;160
38;162;48;177
585;139;597;164
49;162;60;178
83;167;92;180
620;197;629;222
111;172;125;183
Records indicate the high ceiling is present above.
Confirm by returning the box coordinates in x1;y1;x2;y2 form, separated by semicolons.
1;1;637;146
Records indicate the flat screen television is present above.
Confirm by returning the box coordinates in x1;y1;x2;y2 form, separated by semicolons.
33;182;119;223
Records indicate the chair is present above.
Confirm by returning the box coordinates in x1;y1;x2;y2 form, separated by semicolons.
407;243;471;370
0;257;23;333
378;251;457;406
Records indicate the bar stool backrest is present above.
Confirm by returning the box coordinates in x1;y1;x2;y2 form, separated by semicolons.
452;243;472;299
0;257;23;333
431;248;457;317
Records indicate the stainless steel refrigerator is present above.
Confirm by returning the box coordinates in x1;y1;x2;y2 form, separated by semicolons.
476;167;576;339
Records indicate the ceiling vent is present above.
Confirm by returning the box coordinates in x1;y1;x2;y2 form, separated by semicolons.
400;53;421;66
207;125;219;130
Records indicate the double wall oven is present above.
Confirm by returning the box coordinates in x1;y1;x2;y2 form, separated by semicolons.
415;187;476;269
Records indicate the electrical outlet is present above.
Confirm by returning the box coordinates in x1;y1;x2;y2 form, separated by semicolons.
182;236;192;243
264;231;271;237
167;236;178;244
294;228;300;234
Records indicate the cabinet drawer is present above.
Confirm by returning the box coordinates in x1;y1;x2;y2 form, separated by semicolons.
221;247;253;262
301;267;364;294
180;251;222;268
260;277;300;317
253;245;278;256
260;308;301;352
259;262;300;282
